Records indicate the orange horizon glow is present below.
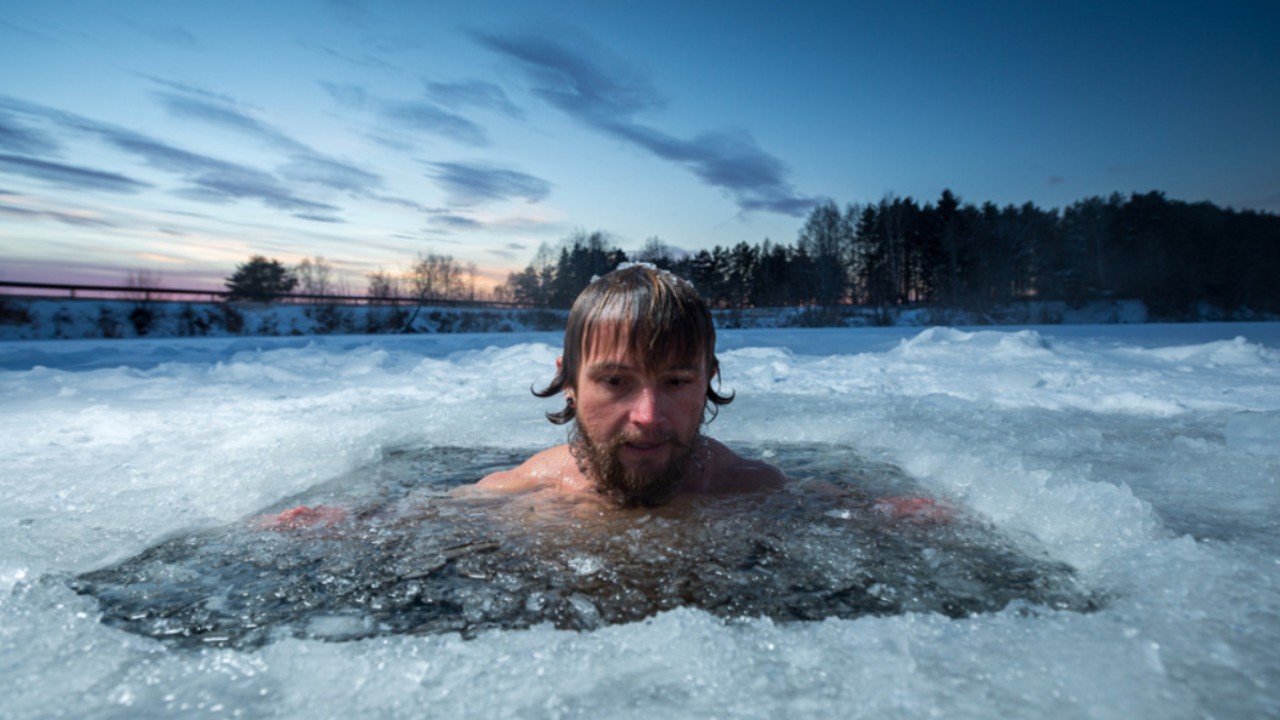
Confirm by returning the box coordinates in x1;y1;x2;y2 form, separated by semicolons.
1;255;520;299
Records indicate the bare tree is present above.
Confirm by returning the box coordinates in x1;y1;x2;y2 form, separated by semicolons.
294;256;334;299
632;236;683;268
408;252;465;302
125;269;165;303
491;282;512;305
466;262;479;302
124;269;165;335
366;269;401;304
398;251;466;331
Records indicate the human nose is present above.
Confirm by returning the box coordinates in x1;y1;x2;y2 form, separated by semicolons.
628;383;663;427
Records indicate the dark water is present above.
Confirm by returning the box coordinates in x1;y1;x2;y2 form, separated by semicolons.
71;444;1100;648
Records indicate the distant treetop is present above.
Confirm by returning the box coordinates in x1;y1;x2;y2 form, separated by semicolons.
225;256;298;303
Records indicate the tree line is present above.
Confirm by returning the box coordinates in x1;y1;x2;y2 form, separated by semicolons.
224;253;484;305
216;188;1278;321
497;190;1280;319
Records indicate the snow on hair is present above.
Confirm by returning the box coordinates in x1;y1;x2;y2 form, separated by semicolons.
591;261;697;292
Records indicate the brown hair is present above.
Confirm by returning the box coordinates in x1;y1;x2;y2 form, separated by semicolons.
535;264;733;424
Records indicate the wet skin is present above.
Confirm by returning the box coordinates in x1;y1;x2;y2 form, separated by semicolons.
471;347;786;503
574;349;706;474
252;345;949;520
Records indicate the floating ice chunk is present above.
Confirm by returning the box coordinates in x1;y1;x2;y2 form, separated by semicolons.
0;565;28;593
1224;411;1280;455
1091;392;1186;417
1133;336;1277;367
568;553;604;575
567;594;601;629
993;368;1045;390
895;327;1053;361
306;614;376;640
994;329;1054;357
899;326;975;349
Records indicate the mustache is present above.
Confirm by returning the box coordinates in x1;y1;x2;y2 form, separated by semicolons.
609;430;688;449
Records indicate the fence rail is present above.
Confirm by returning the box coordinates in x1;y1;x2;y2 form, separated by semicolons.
0;280;528;309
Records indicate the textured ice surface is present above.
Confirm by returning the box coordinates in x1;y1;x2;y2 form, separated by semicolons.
3;324;1279;719
71;445;1096;648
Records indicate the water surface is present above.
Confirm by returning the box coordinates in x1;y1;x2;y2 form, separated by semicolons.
74;444;1098;648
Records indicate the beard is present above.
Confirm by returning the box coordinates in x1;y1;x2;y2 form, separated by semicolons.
569;422;698;507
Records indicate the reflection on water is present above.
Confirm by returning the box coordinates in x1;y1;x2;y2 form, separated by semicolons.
72;445;1099;648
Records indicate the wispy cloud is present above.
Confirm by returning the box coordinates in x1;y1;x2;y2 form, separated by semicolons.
320;81;370;110
322;80;492;147
426;161;551;206
2;86;403;222
426;79;524;120
0;198;117;227
150;80;387;197
423;207;560;238
320;0;374;22
0;111;60;155
474;30;816;216
0;95;342;215
487;241;528;261
381;100;489;146
293;212;345;224
102;132;338;213
308;42;402;74
431;213;482;230
140;76;240;105
124;21;200;49
154;91;309;153
278;154;382;194
0;18;55;43
0;153;150;194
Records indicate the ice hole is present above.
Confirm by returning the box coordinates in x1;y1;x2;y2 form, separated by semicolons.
72;444;1100;649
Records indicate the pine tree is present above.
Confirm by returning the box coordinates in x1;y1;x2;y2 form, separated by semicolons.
225;256;298;303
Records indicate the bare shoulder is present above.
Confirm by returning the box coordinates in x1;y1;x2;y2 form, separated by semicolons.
469;444;578;494
699;438;788;493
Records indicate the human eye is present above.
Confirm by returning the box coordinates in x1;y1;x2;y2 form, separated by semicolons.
666;372;698;387
591;371;628;389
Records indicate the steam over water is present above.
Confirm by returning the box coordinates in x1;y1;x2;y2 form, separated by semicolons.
3;324;1279;718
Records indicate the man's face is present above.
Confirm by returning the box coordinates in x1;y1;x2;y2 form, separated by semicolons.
569;337;708;505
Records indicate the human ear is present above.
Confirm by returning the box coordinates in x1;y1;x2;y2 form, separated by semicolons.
557;356;574;401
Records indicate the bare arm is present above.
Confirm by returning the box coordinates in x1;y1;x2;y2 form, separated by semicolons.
692;439;787;494
466;445;581;495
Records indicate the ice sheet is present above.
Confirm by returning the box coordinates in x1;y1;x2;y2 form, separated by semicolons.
2;323;1279;718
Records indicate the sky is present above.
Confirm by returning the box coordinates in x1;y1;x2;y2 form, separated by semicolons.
1;0;1277;294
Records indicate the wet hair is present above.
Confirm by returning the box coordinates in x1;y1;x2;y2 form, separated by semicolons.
535;263;733;424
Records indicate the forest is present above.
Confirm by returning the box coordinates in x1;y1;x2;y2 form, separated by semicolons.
497;190;1280;320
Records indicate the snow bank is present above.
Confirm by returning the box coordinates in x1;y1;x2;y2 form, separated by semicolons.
2;323;1279;718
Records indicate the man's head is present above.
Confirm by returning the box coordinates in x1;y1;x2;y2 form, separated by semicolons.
535;263;732;505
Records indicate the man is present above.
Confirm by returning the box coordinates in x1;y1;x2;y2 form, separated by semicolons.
256;263;945;527
475;263;785;507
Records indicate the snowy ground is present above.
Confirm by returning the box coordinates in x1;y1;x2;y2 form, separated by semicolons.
2;323;1278;718
0;296;1155;341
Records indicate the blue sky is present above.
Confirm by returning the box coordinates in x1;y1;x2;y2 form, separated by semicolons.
1;0;1277;293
